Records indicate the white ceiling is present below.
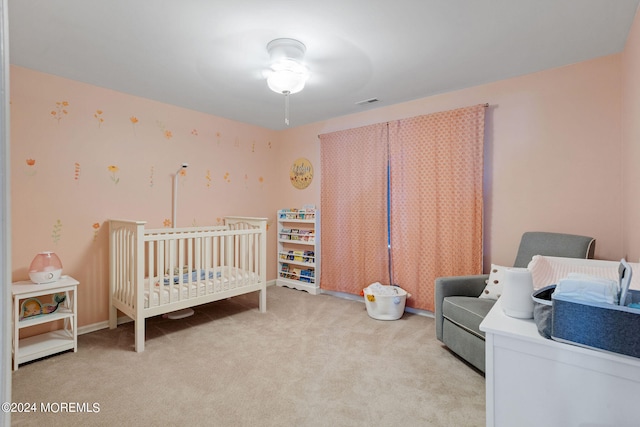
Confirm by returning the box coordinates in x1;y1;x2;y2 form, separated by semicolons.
8;0;640;130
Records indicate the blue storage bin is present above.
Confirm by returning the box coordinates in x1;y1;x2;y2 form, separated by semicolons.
551;289;640;359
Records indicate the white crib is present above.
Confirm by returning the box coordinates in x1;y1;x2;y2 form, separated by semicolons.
108;216;267;352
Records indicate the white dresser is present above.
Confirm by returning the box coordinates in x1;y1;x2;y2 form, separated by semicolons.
479;298;640;427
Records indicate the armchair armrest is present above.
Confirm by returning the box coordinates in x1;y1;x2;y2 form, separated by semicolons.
435;274;489;341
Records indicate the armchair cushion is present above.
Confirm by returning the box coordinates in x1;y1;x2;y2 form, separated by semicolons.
443;297;495;339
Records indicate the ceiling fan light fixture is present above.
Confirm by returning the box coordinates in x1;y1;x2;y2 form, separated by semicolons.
266;62;309;94
266;38;309;95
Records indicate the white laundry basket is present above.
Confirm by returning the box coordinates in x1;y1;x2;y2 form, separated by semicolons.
363;283;410;320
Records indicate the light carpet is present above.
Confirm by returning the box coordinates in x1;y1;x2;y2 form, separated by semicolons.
11;285;485;426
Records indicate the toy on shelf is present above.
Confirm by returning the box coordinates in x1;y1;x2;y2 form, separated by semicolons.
20;293;67;321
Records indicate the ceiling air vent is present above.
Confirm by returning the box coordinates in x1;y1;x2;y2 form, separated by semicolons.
355;98;379;106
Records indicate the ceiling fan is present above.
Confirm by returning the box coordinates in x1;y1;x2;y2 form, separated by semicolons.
195;31;372;129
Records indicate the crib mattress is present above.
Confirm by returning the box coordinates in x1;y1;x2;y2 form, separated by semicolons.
144;267;259;308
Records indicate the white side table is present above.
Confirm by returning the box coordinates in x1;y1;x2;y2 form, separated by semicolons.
12;276;79;371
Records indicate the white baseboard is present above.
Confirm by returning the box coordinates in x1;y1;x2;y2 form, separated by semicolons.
77;316;132;336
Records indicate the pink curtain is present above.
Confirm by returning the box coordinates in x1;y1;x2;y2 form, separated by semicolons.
319;104;485;311
319;123;389;295
389;105;485;311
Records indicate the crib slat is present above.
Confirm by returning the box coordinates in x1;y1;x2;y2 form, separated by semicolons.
187;236;193;298
240;234;247;287
194;236;201;297
220;234;227;291
148;241;155;308
204;236;209;297
172;239;177;303
158;240;165;307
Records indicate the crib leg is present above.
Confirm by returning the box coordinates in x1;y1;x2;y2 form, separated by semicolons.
259;288;267;313
135;319;145;352
109;304;117;329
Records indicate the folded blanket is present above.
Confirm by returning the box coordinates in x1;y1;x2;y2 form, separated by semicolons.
555;273;619;305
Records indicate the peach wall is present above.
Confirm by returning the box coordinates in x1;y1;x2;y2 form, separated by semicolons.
623;6;640;262
10;66;280;328
278;55;624;270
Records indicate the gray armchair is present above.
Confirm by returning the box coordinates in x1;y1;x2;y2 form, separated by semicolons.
435;232;595;373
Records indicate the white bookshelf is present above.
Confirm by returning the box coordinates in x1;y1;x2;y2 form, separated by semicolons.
276;208;320;294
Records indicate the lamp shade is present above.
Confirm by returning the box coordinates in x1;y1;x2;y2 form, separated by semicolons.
28;251;63;284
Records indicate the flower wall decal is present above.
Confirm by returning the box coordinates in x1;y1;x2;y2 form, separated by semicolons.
94;109;104;127
92;222;100;241
51;101;69;124
163;218;172;227
130;116;139;135
108;165;120;184
156;120;173;140
25;158;37;176
52;219;62;244
74;162;81;181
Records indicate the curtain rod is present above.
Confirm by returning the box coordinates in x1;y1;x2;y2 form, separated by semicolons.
317;103;489;138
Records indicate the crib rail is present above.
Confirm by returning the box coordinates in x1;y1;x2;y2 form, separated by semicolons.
143;227;262;308
109;217;267;314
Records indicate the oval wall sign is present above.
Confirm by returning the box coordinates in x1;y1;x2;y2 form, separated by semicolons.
290;157;313;189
